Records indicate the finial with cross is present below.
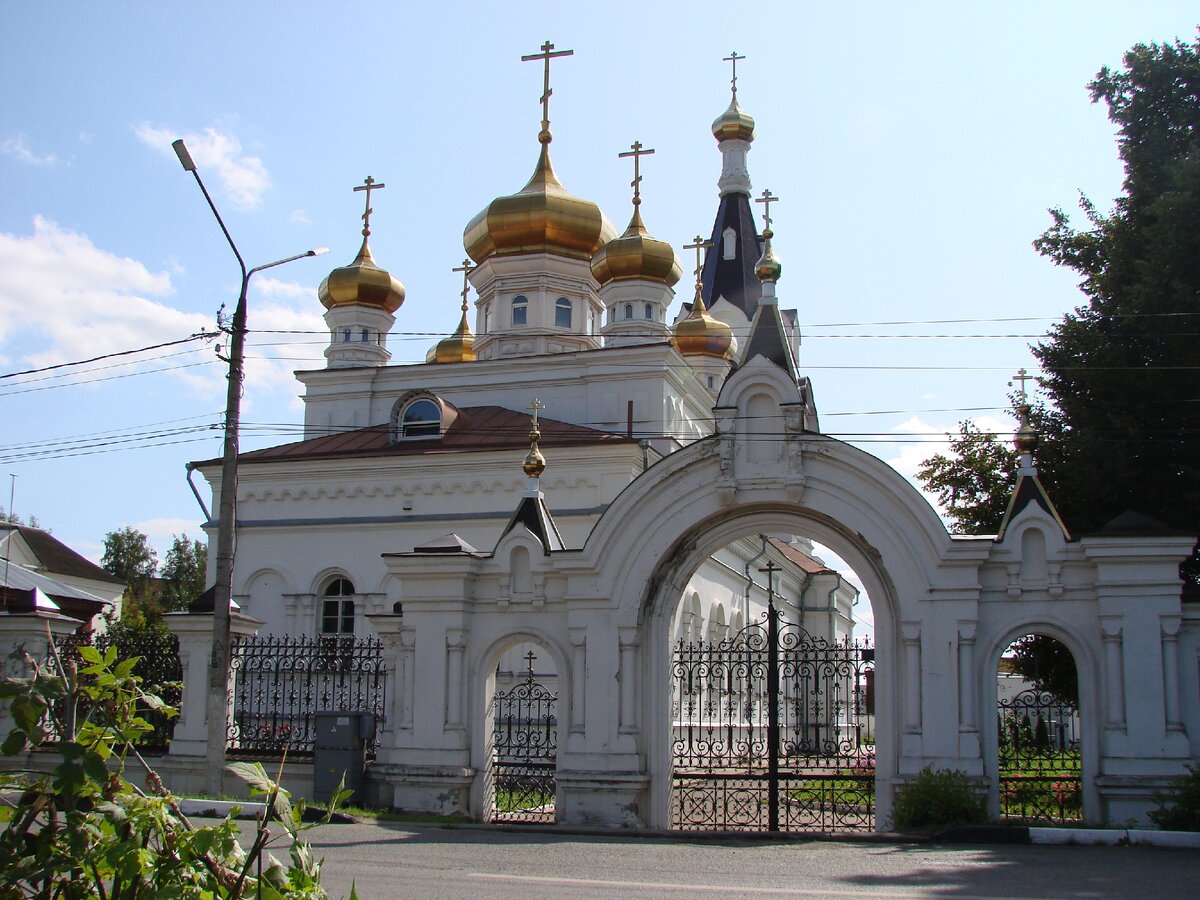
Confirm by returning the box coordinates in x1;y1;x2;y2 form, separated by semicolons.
352;176;385;238
1010;367;1033;404
528;398;545;431
619;141;655;207
755;188;780;234
683;235;712;285
724;51;745;96
521;40;574;138
452;259;474;313
523;650;537;681
759;559;780;609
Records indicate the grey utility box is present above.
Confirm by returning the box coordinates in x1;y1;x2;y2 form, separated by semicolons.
312;711;375;805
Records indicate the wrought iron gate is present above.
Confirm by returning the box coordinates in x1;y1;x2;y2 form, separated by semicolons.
672;588;875;832
998;688;1081;824
491;653;557;823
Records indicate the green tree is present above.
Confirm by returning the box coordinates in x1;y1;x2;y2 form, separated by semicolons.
1009;634;1080;710
160;534;208;611
916;421;1018;535
1030;32;1200;534
102;526;159;622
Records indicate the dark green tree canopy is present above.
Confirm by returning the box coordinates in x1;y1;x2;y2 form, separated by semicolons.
101;525;157;587
160;533;208;611
916;422;1017;535
1031;31;1200;534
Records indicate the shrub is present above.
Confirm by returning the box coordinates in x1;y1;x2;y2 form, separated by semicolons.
892;766;988;831
0;637;351;897
1149;765;1200;832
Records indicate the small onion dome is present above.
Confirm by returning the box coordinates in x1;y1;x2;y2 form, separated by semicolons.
523;428;546;478
754;229;782;283
711;97;756;143
1014;408;1039;454
318;238;405;312
672;293;733;358
590;207;682;287
464;143;617;264
433;311;476;364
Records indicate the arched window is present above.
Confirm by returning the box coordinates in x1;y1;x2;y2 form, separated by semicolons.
321;577;355;635
624;303;633;320
512;295;528;326
484;304;492;335
722;226;736;260
644;303;653;320
342;328;351;342
360;329;370;342
400;398;441;438
555;297;572;328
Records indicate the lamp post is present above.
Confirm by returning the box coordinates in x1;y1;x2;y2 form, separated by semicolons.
173;139;327;795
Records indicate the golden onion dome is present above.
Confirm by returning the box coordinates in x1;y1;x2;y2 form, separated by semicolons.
464;142;617;264
672;293;733;358
1014;407;1039;454
591;207;682;287
318;238;405;312
433;310;477;364
712;96;756;143
754;229;782;283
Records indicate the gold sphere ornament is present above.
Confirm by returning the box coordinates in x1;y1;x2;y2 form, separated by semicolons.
318;239;405;312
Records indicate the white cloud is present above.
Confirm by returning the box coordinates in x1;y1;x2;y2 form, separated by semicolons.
1;133;57;166
0;216;216;387
135;124;271;211
134;518;208;562
240;290;327;409
253;277;314;300
290;209;312;225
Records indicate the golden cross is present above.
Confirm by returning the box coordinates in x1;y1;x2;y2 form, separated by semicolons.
1010;367;1033;403
528;398;545;429
352;176;385;237
723;51;745;95
618;141;655;206
755;188;781;232
521;40;574;134
683;235;712;283
452;259;474;312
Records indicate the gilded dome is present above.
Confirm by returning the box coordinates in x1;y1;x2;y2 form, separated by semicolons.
1014;407;1039;454
464;143;617;264
711;97;756;143
318;238;405;312
433;310;477;364
672;293;733;358
754;229;782;283
590;207;682;287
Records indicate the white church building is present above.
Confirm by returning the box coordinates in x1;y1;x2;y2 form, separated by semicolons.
180;48;1197;831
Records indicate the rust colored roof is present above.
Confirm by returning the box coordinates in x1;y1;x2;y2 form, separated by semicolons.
223;406;635;466
768;537;834;575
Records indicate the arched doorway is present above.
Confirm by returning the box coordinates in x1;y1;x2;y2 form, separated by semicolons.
995;633;1082;824
643;512;896;833
487;643;559;823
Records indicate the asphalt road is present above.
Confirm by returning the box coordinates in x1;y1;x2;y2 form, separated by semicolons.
264;820;1196;899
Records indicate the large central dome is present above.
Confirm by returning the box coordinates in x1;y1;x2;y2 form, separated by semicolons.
464;141;616;264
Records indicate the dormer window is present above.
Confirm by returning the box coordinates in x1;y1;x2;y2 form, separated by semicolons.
555;297;572;328
512;295;528;326
400;398;441;438
722;226;736;260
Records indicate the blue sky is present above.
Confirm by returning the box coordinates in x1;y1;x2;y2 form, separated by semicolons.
1;2;1196;568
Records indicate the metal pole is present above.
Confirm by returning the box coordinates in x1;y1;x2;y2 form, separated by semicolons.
173;139;326;796
761;560;781;832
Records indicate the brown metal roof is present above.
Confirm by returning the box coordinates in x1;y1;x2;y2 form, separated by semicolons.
221;405;636;466
768;537;834;575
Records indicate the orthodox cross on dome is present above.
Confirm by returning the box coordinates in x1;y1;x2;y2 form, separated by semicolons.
755;188;780;233
528;397;545;431
452;258;474;313
1010;367;1033;404
723;51;745;96
352;176;385;238
521;40;573;137
683;235;712;284
618;141;655;207
758;559;780;608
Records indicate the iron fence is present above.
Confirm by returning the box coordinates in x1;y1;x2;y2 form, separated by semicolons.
672;602;875;832
228;633;387;757
51;628;182;752
998;688;1082;824
491;656;557;823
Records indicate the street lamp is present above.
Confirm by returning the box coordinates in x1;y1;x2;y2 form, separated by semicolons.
173;139;327;795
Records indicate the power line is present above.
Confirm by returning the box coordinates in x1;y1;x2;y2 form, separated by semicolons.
0;332;217;380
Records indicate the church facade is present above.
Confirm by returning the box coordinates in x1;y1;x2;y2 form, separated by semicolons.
191;48;1198;830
